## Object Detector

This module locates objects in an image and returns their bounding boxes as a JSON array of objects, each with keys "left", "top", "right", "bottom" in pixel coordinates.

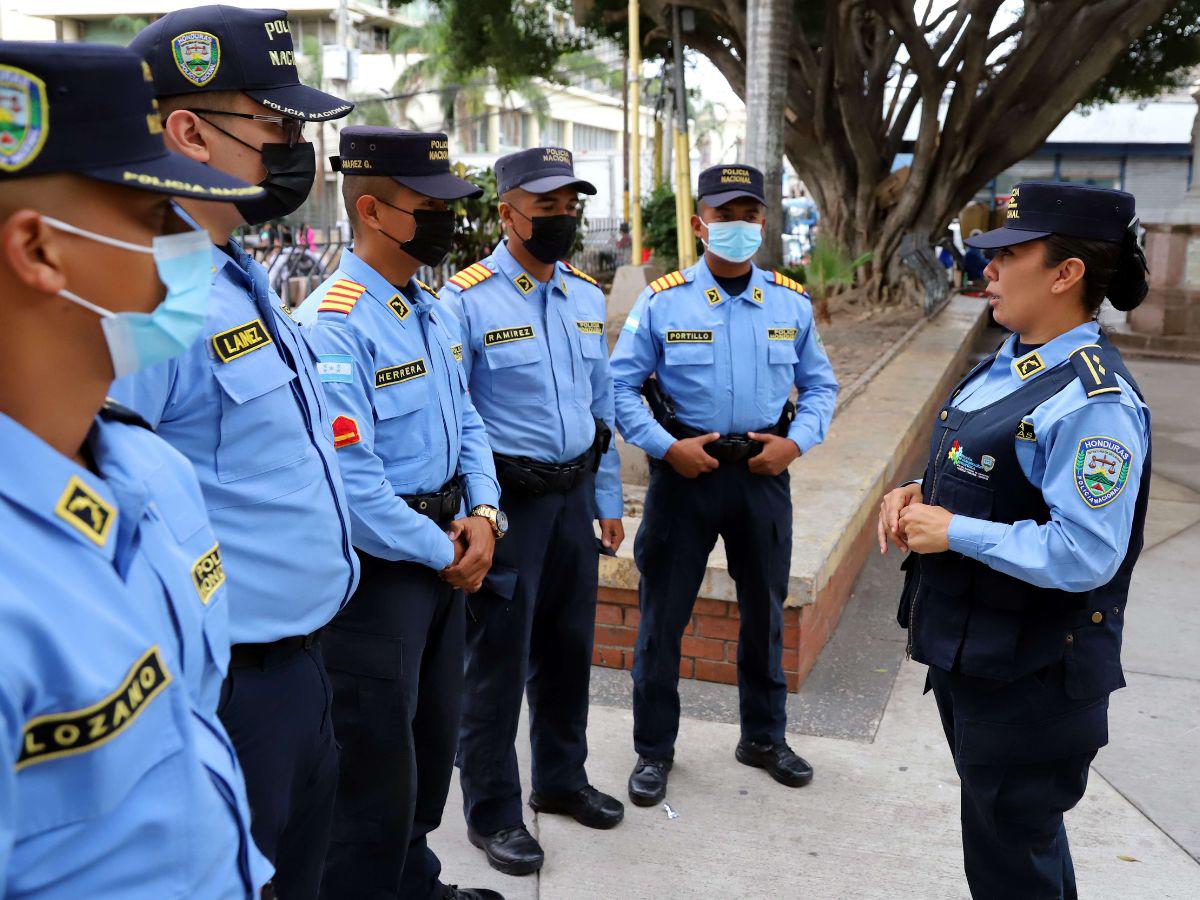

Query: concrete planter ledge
[{"left": 593, "top": 295, "right": 989, "bottom": 690}]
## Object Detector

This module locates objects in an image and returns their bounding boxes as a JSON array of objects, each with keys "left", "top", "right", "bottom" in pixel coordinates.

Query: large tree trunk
[
  {"left": 744, "top": 0, "right": 793, "bottom": 269},
  {"left": 633, "top": 0, "right": 1175, "bottom": 306}
]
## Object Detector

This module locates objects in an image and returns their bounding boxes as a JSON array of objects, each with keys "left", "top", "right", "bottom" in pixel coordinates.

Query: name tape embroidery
[
  {"left": 18, "top": 647, "right": 172, "bottom": 770},
  {"left": 212, "top": 319, "right": 272, "bottom": 363},
  {"left": 192, "top": 544, "right": 225, "bottom": 605},
  {"left": 666, "top": 330, "right": 713, "bottom": 343},
  {"left": 376, "top": 358, "right": 428, "bottom": 388},
  {"left": 484, "top": 325, "right": 536, "bottom": 346},
  {"left": 768, "top": 328, "right": 798, "bottom": 341},
  {"left": 576, "top": 321, "right": 604, "bottom": 336}
]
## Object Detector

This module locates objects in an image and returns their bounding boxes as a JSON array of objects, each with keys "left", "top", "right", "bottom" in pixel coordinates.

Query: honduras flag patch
[{"left": 317, "top": 354, "right": 354, "bottom": 383}]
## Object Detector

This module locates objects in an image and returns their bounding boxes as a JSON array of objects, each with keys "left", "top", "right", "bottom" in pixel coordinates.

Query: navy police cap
[
  {"left": 0, "top": 40, "right": 263, "bottom": 200},
  {"left": 697, "top": 163, "right": 766, "bottom": 207},
  {"left": 967, "top": 181, "right": 1137, "bottom": 250},
  {"left": 131, "top": 5, "right": 353, "bottom": 122},
  {"left": 495, "top": 146, "right": 596, "bottom": 196},
  {"left": 330, "top": 126, "right": 481, "bottom": 200}
]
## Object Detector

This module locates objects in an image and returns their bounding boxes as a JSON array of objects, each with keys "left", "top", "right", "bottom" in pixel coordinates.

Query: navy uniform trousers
[
  {"left": 927, "top": 664, "right": 1103, "bottom": 900},
  {"left": 632, "top": 461, "right": 791, "bottom": 759},
  {"left": 457, "top": 475, "right": 598, "bottom": 835},
  {"left": 219, "top": 642, "right": 339, "bottom": 900},
  {"left": 320, "top": 551, "right": 464, "bottom": 900}
]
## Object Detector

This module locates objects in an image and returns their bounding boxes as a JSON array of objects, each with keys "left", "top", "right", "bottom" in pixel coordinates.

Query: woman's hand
[
  {"left": 877, "top": 482, "right": 923, "bottom": 554},
  {"left": 898, "top": 503, "right": 954, "bottom": 554}
]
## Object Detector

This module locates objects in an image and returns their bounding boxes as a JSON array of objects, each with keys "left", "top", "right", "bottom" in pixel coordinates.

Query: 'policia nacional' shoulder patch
[
  {"left": 666, "top": 330, "right": 713, "bottom": 343},
  {"left": 191, "top": 543, "right": 225, "bottom": 605},
  {"left": 484, "top": 325, "right": 536, "bottom": 346},
  {"left": 55, "top": 475, "right": 115, "bottom": 547},
  {"left": 376, "top": 358, "right": 428, "bottom": 388},
  {"left": 17, "top": 647, "right": 171, "bottom": 770},
  {"left": 212, "top": 319, "right": 272, "bottom": 363},
  {"left": 576, "top": 321, "right": 604, "bottom": 336},
  {"left": 1074, "top": 436, "right": 1132, "bottom": 508}
]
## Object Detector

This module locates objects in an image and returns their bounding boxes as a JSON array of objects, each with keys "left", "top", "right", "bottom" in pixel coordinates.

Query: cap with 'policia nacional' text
[
  {"left": 0, "top": 40, "right": 263, "bottom": 200},
  {"left": 696, "top": 163, "right": 767, "bottom": 207},
  {"left": 966, "top": 181, "right": 1137, "bottom": 250},
  {"left": 495, "top": 146, "right": 596, "bottom": 196},
  {"left": 330, "top": 126, "right": 482, "bottom": 200},
  {"left": 131, "top": 5, "right": 353, "bottom": 121}
]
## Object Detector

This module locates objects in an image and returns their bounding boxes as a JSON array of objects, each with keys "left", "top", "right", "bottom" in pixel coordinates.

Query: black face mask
[
  {"left": 235, "top": 142, "right": 316, "bottom": 226},
  {"left": 511, "top": 208, "right": 578, "bottom": 264},
  {"left": 376, "top": 199, "right": 456, "bottom": 267}
]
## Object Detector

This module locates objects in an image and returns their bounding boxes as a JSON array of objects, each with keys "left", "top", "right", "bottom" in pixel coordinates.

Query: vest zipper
[{"left": 906, "top": 424, "right": 951, "bottom": 659}]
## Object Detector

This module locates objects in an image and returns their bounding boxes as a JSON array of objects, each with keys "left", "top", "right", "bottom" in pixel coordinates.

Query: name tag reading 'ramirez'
[{"left": 484, "top": 325, "right": 536, "bottom": 346}]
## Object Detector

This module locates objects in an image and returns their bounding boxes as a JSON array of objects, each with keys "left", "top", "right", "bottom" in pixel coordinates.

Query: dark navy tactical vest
[{"left": 897, "top": 334, "right": 1150, "bottom": 697}]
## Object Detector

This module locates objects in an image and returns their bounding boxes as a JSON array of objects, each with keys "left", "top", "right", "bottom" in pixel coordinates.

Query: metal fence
[{"left": 250, "top": 217, "right": 627, "bottom": 308}]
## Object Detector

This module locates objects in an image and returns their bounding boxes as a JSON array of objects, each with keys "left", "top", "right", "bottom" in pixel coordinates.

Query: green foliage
[
  {"left": 641, "top": 184, "right": 683, "bottom": 271},
  {"left": 776, "top": 263, "right": 808, "bottom": 285},
  {"left": 1080, "top": 1, "right": 1200, "bottom": 106},
  {"left": 804, "top": 236, "right": 871, "bottom": 302}
]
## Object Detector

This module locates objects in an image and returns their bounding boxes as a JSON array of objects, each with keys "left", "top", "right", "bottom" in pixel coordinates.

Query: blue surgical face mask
[
  {"left": 703, "top": 220, "right": 763, "bottom": 263},
  {"left": 42, "top": 212, "right": 213, "bottom": 380}
]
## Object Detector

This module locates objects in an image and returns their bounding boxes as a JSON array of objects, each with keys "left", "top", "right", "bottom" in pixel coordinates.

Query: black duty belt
[
  {"left": 230, "top": 630, "right": 322, "bottom": 669},
  {"left": 404, "top": 478, "right": 463, "bottom": 528},
  {"left": 493, "top": 417, "right": 612, "bottom": 498}
]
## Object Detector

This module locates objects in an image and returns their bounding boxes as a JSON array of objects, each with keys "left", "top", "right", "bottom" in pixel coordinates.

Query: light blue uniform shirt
[
  {"left": 109, "top": 239, "right": 359, "bottom": 645},
  {"left": 438, "top": 241, "right": 623, "bottom": 519},
  {"left": 0, "top": 410, "right": 271, "bottom": 898},
  {"left": 610, "top": 258, "right": 839, "bottom": 459},
  {"left": 296, "top": 249, "right": 500, "bottom": 571},
  {"left": 945, "top": 321, "right": 1150, "bottom": 591}
]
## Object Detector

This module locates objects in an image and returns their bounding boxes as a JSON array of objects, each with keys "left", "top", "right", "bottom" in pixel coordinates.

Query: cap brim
[
  {"left": 964, "top": 227, "right": 1051, "bottom": 250},
  {"left": 84, "top": 150, "right": 265, "bottom": 201},
  {"left": 702, "top": 188, "right": 766, "bottom": 207},
  {"left": 391, "top": 172, "right": 483, "bottom": 201},
  {"left": 518, "top": 174, "right": 597, "bottom": 196},
  {"left": 246, "top": 83, "right": 354, "bottom": 122}
]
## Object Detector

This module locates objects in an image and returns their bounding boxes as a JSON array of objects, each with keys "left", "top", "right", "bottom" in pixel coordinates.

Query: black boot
[
  {"left": 627, "top": 756, "right": 672, "bottom": 806},
  {"left": 530, "top": 785, "right": 624, "bottom": 829},
  {"left": 734, "top": 738, "right": 813, "bottom": 787},
  {"left": 466, "top": 824, "right": 544, "bottom": 876}
]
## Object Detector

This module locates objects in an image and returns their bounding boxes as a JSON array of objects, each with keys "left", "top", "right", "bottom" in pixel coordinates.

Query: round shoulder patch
[
  {"left": 1073, "top": 436, "right": 1132, "bottom": 508},
  {"left": 0, "top": 64, "right": 50, "bottom": 173}
]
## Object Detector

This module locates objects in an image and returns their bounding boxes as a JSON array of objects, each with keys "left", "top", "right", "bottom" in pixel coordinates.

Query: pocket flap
[
  {"left": 322, "top": 627, "right": 403, "bottom": 680},
  {"left": 768, "top": 341, "right": 799, "bottom": 365},
  {"left": 374, "top": 378, "right": 428, "bottom": 420},
  {"left": 484, "top": 338, "right": 540, "bottom": 370},
  {"left": 212, "top": 348, "right": 296, "bottom": 405},
  {"left": 958, "top": 697, "right": 1109, "bottom": 765},
  {"left": 937, "top": 473, "right": 994, "bottom": 519},
  {"left": 664, "top": 341, "right": 714, "bottom": 366}
]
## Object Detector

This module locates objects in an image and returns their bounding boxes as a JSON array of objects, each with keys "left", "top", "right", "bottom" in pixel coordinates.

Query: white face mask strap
[
  {"left": 41, "top": 215, "right": 154, "bottom": 255},
  {"left": 58, "top": 286, "right": 116, "bottom": 319}
]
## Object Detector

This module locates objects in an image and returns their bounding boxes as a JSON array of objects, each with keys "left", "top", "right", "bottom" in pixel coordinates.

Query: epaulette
[
  {"left": 99, "top": 398, "right": 153, "bottom": 431},
  {"left": 772, "top": 271, "right": 806, "bottom": 294},
  {"left": 648, "top": 271, "right": 686, "bottom": 294},
  {"left": 447, "top": 262, "right": 495, "bottom": 291},
  {"left": 414, "top": 278, "right": 438, "bottom": 298},
  {"left": 1070, "top": 343, "right": 1123, "bottom": 399},
  {"left": 318, "top": 278, "right": 367, "bottom": 315},
  {"left": 563, "top": 262, "right": 599, "bottom": 287}
]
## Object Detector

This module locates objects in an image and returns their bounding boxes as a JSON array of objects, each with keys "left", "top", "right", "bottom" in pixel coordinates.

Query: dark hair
[{"left": 1042, "top": 226, "right": 1149, "bottom": 315}]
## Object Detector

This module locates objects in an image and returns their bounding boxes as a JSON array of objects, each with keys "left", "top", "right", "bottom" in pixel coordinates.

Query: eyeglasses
[{"left": 187, "top": 109, "right": 307, "bottom": 147}]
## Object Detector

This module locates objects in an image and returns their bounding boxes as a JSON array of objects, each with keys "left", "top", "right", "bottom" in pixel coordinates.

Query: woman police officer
[{"left": 877, "top": 181, "right": 1151, "bottom": 899}]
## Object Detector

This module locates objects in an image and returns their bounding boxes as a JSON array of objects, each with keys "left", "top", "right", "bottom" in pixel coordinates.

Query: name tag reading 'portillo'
[{"left": 666, "top": 330, "right": 714, "bottom": 343}]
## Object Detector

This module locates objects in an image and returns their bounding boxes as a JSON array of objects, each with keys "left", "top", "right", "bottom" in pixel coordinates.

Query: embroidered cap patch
[{"left": 1074, "top": 436, "right": 1132, "bottom": 508}]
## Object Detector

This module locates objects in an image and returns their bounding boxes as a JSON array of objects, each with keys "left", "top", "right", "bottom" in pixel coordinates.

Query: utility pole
[
  {"left": 744, "top": 0, "right": 792, "bottom": 269},
  {"left": 671, "top": 5, "right": 695, "bottom": 268},
  {"left": 628, "top": 0, "right": 642, "bottom": 266}
]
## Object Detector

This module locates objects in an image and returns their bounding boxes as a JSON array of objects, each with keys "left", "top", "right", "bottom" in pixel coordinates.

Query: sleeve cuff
[
  {"left": 596, "top": 496, "right": 624, "bottom": 520},
  {"left": 643, "top": 427, "right": 676, "bottom": 460},
  {"left": 786, "top": 423, "right": 818, "bottom": 455},
  {"left": 464, "top": 476, "right": 500, "bottom": 510},
  {"left": 429, "top": 535, "right": 456, "bottom": 571},
  {"left": 947, "top": 515, "right": 1009, "bottom": 560}
]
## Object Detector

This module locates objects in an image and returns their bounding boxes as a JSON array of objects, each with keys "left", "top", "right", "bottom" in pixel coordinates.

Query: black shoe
[
  {"left": 735, "top": 738, "right": 814, "bottom": 787},
  {"left": 466, "top": 824, "right": 544, "bottom": 876},
  {"left": 530, "top": 785, "right": 625, "bottom": 829},
  {"left": 440, "top": 885, "right": 505, "bottom": 900},
  {"left": 627, "top": 756, "right": 672, "bottom": 807}
]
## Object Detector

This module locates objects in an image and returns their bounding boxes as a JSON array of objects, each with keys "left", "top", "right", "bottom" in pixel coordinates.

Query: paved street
[{"left": 431, "top": 355, "right": 1200, "bottom": 898}]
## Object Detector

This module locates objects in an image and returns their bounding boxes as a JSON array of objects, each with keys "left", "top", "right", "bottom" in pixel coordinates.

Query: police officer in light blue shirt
[
  {"left": 297, "top": 127, "right": 502, "bottom": 900},
  {"left": 879, "top": 181, "right": 1152, "bottom": 898},
  {"left": 0, "top": 40, "right": 269, "bottom": 897},
  {"left": 610, "top": 163, "right": 839, "bottom": 807},
  {"left": 440, "top": 147, "right": 625, "bottom": 877},
  {"left": 107, "top": 8, "right": 357, "bottom": 898}
]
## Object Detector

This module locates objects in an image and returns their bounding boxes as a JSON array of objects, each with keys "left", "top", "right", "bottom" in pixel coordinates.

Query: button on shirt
[
  {"left": 610, "top": 258, "right": 839, "bottom": 458},
  {"left": 108, "top": 239, "right": 359, "bottom": 645},
  {"left": 439, "top": 241, "right": 622, "bottom": 519},
  {"left": 945, "top": 321, "right": 1150, "bottom": 591},
  {"left": 298, "top": 249, "right": 500, "bottom": 571},
  {"left": 0, "top": 411, "right": 270, "bottom": 898}
]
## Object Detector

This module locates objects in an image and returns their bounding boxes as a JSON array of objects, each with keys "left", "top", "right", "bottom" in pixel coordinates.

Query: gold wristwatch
[{"left": 470, "top": 504, "right": 508, "bottom": 539}]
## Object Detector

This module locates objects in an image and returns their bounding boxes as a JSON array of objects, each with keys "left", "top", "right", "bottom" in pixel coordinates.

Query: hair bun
[{"left": 1108, "top": 222, "right": 1149, "bottom": 312}]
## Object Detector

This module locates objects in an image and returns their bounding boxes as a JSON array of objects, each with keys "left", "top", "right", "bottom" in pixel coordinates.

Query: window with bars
[{"left": 574, "top": 124, "right": 617, "bottom": 151}]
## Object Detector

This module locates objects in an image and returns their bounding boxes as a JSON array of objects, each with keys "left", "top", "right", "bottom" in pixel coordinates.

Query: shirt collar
[
  {"left": 0, "top": 412, "right": 140, "bottom": 561},
  {"left": 999, "top": 320, "right": 1101, "bottom": 383},
  {"left": 691, "top": 256, "right": 767, "bottom": 309},
  {"left": 492, "top": 240, "right": 561, "bottom": 299},
  {"left": 338, "top": 248, "right": 432, "bottom": 324}
]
